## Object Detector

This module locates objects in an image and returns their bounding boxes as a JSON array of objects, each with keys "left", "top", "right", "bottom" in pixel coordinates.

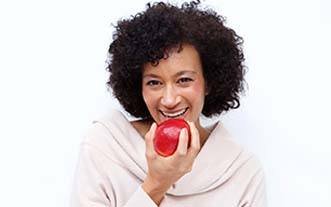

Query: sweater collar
[{"left": 96, "top": 109, "right": 243, "bottom": 196}]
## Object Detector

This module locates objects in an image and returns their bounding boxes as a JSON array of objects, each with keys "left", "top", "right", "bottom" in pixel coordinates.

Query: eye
[
  {"left": 178, "top": 77, "right": 193, "bottom": 83},
  {"left": 146, "top": 80, "right": 161, "bottom": 86}
]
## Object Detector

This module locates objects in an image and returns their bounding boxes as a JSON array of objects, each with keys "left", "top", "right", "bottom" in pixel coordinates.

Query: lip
[
  {"left": 160, "top": 108, "right": 187, "bottom": 114},
  {"left": 159, "top": 107, "right": 189, "bottom": 120}
]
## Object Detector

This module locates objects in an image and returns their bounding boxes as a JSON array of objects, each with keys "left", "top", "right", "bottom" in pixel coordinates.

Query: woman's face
[{"left": 142, "top": 44, "right": 207, "bottom": 125}]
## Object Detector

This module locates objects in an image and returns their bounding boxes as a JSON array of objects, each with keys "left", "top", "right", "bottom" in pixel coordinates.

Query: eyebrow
[{"left": 143, "top": 70, "right": 197, "bottom": 78}]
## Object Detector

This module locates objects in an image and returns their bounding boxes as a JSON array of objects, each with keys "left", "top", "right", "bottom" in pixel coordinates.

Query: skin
[{"left": 133, "top": 44, "right": 211, "bottom": 205}]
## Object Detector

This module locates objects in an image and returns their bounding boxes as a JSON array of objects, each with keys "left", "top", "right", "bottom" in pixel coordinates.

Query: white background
[{"left": 0, "top": 0, "right": 330, "bottom": 206}]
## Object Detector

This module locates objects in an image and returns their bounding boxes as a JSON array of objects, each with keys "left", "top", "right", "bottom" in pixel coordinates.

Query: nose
[{"left": 160, "top": 85, "right": 180, "bottom": 108}]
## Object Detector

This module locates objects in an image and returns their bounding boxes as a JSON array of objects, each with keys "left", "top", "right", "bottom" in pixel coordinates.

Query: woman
[{"left": 71, "top": 1, "right": 267, "bottom": 206}]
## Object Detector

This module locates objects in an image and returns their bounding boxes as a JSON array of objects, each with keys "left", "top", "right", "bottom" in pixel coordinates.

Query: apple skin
[{"left": 154, "top": 119, "right": 191, "bottom": 157}]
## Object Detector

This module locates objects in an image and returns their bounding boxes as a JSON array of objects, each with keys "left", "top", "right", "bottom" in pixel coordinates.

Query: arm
[
  {"left": 71, "top": 121, "right": 201, "bottom": 207},
  {"left": 70, "top": 121, "right": 159, "bottom": 207},
  {"left": 70, "top": 144, "right": 112, "bottom": 207},
  {"left": 238, "top": 168, "right": 268, "bottom": 207},
  {"left": 71, "top": 143, "right": 160, "bottom": 207},
  {"left": 140, "top": 122, "right": 201, "bottom": 206}
]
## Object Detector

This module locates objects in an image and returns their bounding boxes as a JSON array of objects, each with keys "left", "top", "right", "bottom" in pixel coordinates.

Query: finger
[
  {"left": 145, "top": 122, "right": 157, "bottom": 159},
  {"left": 174, "top": 128, "right": 189, "bottom": 156},
  {"left": 187, "top": 121, "right": 201, "bottom": 157}
]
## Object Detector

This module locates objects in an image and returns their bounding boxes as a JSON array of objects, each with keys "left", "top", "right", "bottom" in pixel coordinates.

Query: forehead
[{"left": 142, "top": 44, "right": 203, "bottom": 76}]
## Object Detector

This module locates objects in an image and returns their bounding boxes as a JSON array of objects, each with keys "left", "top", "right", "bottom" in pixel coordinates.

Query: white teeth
[{"left": 161, "top": 108, "right": 188, "bottom": 118}]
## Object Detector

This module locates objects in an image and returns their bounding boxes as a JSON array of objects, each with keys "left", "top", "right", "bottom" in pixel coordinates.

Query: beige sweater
[{"left": 71, "top": 109, "right": 267, "bottom": 207}]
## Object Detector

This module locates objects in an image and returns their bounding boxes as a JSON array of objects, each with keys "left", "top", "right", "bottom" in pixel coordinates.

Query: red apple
[{"left": 154, "top": 119, "right": 191, "bottom": 157}]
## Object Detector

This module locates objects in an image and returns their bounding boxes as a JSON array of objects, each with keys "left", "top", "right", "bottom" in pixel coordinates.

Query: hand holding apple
[{"left": 142, "top": 120, "right": 201, "bottom": 204}]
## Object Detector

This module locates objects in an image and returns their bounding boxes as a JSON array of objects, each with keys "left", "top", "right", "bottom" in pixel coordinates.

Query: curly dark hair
[{"left": 106, "top": 0, "right": 246, "bottom": 119}]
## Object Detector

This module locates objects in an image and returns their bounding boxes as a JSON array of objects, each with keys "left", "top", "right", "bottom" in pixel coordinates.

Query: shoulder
[
  {"left": 231, "top": 144, "right": 265, "bottom": 189},
  {"left": 240, "top": 151, "right": 265, "bottom": 176},
  {"left": 130, "top": 119, "right": 152, "bottom": 138},
  {"left": 212, "top": 122, "right": 265, "bottom": 176},
  {"left": 81, "top": 109, "right": 130, "bottom": 147}
]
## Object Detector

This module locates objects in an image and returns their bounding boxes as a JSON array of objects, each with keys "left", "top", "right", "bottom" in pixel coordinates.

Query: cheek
[
  {"left": 192, "top": 85, "right": 203, "bottom": 95},
  {"left": 142, "top": 88, "right": 149, "bottom": 105},
  {"left": 189, "top": 80, "right": 206, "bottom": 110},
  {"left": 191, "top": 79, "right": 206, "bottom": 96},
  {"left": 142, "top": 89, "right": 156, "bottom": 108}
]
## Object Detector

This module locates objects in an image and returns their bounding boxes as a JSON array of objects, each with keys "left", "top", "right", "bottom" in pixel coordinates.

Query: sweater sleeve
[{"left": 123, "top": 185, "right": 158, "bottom": 207}]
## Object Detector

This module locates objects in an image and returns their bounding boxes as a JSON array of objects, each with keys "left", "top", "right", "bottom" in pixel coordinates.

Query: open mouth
[{"left": 159, "top": 107, "right": 189, "bottom": 119}]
